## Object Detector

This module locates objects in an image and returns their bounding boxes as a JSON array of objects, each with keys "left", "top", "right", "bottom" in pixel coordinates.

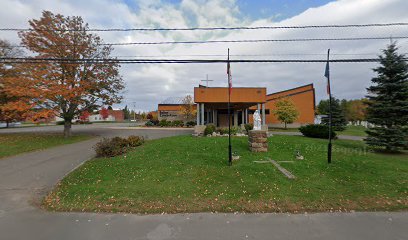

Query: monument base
[
  {"left": 248, "top": 130, "right": 268, "bottom": 152},
  {"left": 194, "top": 125, "right": 206, "bottom": 136}
]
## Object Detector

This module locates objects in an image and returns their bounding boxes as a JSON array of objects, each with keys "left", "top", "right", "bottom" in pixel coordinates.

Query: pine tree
[
  {"left": 317, "top": 97, "right": 347, "bottom": 131},
  {"left": 365, "top": 43, "right": 408, "bottom": 152}
]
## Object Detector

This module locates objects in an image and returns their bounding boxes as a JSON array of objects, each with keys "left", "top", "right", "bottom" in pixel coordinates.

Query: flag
[
  {"left": 227, "top": 61, "right": 232, "bottom": 94},
  {"left": 324, "top": 60, "right": 330, "bottom": 95}
]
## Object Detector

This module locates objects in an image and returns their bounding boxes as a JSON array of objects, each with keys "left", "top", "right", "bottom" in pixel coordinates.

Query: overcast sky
[{"left": 1, "top": 0, "right": 408, "bottom": 111}]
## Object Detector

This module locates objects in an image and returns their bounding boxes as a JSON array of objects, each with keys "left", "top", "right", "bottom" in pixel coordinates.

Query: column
[
  {"left": 214, "top": 110, "right": 217, "bottom": 126},
  {"left": 196, "top": 103, "right": 200, "bottom": 125},
  {"left": 257, "top": 103, "right": 260, "bottom": 113},
  {"left": 234, "top": 110, "right": 238, "bottom": 127},
  {"left": 262, "top": 103, "right": 266, "bottom": 125},
  {"left": 200, "top": 103, "right": 205, "bottom": 125},
  {"left": 245, "top": 108, "right": 248, "bottom": 124},
  {"left": 241, "top": 109, "right": 245, "bottom": 125}
]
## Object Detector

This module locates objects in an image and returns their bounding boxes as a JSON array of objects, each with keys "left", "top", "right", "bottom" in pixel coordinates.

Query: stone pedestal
[
  {"left": 248, "top": 130, "right": 268, "bottom": 152},
  {"left": 194, "top": 125, "right": 206, "bottom": 136}
]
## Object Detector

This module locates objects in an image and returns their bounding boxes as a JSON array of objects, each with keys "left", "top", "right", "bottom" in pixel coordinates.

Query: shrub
[
  {"left": 299, "top": 124, "right": 337, "bottom": 139},
  {"left": 186, "top": 121, "right": 196, "bottom": 127},
  {"left": 204, "top": 124, "right": 216, "bottom": 135},
  {"left": 244, "top": 123, "right": 253, "bottom": 133},
  {"left": 94, "top": 137, "right": 127, "bottom": 158},
  {"left": 127, "top": 135, "right": 144, "bottom": 147},
  {"left": 145, "top": 121, "right": 154, "bottom": 126},
  {"left": 159, "top": 119, "right": 170, "bottom": 127},
  {"left": 172, "top": 120, "right": 184, "bottom": 127},
  {"left": 94, "top": 136, "right": 145, "bottom": 158}
]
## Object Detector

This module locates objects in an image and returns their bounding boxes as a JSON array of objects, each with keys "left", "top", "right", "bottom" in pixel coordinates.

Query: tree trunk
[
  {"left": 284, "top": 122, "right": 287, "bottom": 129},
  {"left": 63, "top": 119, "right": 72, "bottom": 138},
  {"left": 6, "top": 121, "right": 9, "bottom": 128}
]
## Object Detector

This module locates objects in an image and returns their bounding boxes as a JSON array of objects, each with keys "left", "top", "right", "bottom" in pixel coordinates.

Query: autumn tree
[
  {"left": 14, "top": 11, "right": 124, "bottom": 136},
  {"left": 79, "top": 111, "right": 90, "bottom": 121},
  {"left": 273, "top": 98, "right": 299, "bottom": 129},
  {"left": 179, "top": 95, "right": 196, "bottom": 121},
  {"left": 0, "top": 39, "right": 29, "bottom": 127},
  {"left": 100, "top": 107, "right": 109, "bottom": 120}
]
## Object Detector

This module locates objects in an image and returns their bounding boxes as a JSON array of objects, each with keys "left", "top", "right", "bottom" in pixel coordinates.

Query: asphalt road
[{"left": 0, "top": 124, "right": 406, "bottom": 240}]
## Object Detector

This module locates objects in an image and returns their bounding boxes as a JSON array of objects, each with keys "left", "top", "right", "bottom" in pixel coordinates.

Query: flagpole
[
  {"left": 227, "top": 48, "right": 232, "bottom": 166},
  {"left": 326, "top": 49, "right": 333, "bottom": 164}
]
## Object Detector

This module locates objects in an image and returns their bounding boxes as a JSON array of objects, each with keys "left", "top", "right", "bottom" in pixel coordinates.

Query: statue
[{"left": 253, "top": 110, "right": 261, "bottom": 130}]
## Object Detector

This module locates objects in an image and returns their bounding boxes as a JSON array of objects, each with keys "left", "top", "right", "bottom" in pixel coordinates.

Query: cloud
[{"left": 1, "top": 0, "right": 408, "bottom": 111}]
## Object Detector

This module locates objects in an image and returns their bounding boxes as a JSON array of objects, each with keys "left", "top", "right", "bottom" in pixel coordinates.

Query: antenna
[{"left": 200, "top": 74, "right": 214, "bottom": 87}]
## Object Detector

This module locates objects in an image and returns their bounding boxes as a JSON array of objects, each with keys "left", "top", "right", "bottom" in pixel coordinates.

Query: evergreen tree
[
  {"left": 317, "top": 97, "right": 347, "bottom": 131},
  {"left": 123, "top": 105, "right": 130, "bottom": 120},
  {"left": 365, "top": 43, "right": 408, "bottom": 152}
]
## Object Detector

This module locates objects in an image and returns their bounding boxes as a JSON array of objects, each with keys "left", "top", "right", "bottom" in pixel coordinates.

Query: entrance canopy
[{"left": 194, "top": 87, "right": 267, "bottom": 127}]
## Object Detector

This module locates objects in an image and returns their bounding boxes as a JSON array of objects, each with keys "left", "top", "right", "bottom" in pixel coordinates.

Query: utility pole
[
  {"left": 200, "top": 74, "right": 214, "bottom": 87},
  {"left": 325, "top": 49, "right": 333, "bottom": 164},
  {"left": 133, "top": 102, "right": 136, "bottom": 122}
]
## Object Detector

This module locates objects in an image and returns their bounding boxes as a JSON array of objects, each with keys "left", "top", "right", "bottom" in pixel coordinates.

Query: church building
[{"left": 158, "top": 84, "right": 315, "bottom": 129}]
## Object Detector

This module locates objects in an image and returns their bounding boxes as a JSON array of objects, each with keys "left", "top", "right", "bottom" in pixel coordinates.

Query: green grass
[
  {"left": 44, "top": 135, "right": 407, "bottom": 214},
  {"left": 269, "top": 127, "right": 299, "bottom": 132},
  {"left": 338, "top": 125, "right": 368, "bottom": 137},
  {"left": 0, "top": 133, "right": 92, "bottom": 158}
]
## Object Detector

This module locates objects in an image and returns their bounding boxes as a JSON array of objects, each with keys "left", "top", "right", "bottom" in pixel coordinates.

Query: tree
[
  {"left": 123, "top": 105, "right": 130, "bottom": 120},
  {"left": 365, "top": 43, "right": 408, "bottom": 152},
  {"left": 317, "top": 97, "right": 347, "bottom": 131},
  {"left": 273, "top": 98, "right": 299, "bottom": 129},
  {"left": 12, "top": 11, "right": 124, "bottom": 137},
  {"left": 100, "top": 107, "right": 109, "bottom": 120},
  {"left": 179, "top": 95, "right": 196, "bottom": 121},
  {"left": 0, "top": 39, "right": 28, "bottom": 127},
  {"left": 79, "top": 111, "right": 90, "bottom": 121}
]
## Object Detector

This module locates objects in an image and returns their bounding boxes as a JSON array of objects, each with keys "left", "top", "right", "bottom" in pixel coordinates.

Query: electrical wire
[
  {"left": 4, "top": 36, "right": 408, "bottom": 48},
  {"left": 1, "top": 22, "right": 407, "bottom": 32}
]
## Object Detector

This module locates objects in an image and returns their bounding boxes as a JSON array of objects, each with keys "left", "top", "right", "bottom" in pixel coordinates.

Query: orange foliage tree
[
  {"left": 0, "top": 39, "right": 36, "bottom": 127},
  {"left": 10, "top": 11, "right": 124, "bottom": 136}
]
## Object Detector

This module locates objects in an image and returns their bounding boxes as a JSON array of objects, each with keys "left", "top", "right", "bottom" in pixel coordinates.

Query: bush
[
  {"left": 127, "top": 135, "right": 144, "bottom": 147},
  {"left": 145, "top": 121, "right": 154, "bottom": 126},
  {"left": 172, "top": 120, "right": 184, "bottom": 127},
  {"left": 94, "top": 137, "right": 127, "bottom": 158},
  {"left": 299, "top": 124, "right": 337, "bottom": 139},
  {"left": 186, "top": 121, "right": 196, "bottom": 127},
  {"left": 204, "top": 124, "right": 216, "bottom": 135},
  {"left": 159, "top": 119, "right": 170, "bottom": 127},
  {"left": 244, "top": 123, "right": 253, "bottom": 133},
  {"left": 94, "top": 136, "right": 145, "bottom": 158}
]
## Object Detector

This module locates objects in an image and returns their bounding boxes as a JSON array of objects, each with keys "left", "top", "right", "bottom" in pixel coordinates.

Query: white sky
[{"left": 1, "top": 0, "right": 408, "bottom": 111}]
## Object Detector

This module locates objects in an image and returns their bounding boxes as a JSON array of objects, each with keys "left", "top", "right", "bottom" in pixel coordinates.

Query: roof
[{"left": 159, "top": 97, "right": 185, "bottom": 105}]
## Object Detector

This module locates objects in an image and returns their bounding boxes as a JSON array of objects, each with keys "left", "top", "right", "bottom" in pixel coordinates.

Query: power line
[
  {"left": 4, "top": 36, "right": 408, "bottom": 48},
  {"left": 1, "top": 22, "right": 407, "bottom": 32},
  {"left": 2, "top": 57, "right": 406, "bottom": 64}
]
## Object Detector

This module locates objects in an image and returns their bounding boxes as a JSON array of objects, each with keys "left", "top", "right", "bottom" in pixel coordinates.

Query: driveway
[{"left": 0, "top": 125, "right": 406, "bottom": 240}]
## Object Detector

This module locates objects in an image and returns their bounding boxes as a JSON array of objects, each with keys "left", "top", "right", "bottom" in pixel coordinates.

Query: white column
[
  {"left": 257, "top": 103, "right": 260, "bottom": 113},
  {"left": 196, "top": 103, "right": 200, "bottom": 125},
  {"left": 201, "top": 103, "right": 205, "bottom": 125},
  {"left": 241, "top": 109, "right": 245, "bottom": 125},
  {"left": 262, "top": 103, "right": 266, "bottom": 125}
]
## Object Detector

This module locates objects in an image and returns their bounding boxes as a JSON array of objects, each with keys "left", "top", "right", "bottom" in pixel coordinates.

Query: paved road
[{"left": 0, "top": 125, "right": 406, "bottom": 240}]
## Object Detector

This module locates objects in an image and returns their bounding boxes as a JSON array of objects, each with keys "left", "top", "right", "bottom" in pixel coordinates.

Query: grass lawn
[
  {"left": 269, "top": 127, "right": 299, "bottom": 132},
  {"left": 338, "top": 125, "right": 368, "bottom": 137},
  {"left": 0, "top": 133, "right": 92, "bottom": 158},
  {"left": 44, "top": 135, "right": 407, "bottom": 214}
]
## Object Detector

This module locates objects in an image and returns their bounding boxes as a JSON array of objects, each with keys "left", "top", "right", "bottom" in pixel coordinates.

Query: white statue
[{"left": 253, "top": 110, "right": 261, "bottom": 130}]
